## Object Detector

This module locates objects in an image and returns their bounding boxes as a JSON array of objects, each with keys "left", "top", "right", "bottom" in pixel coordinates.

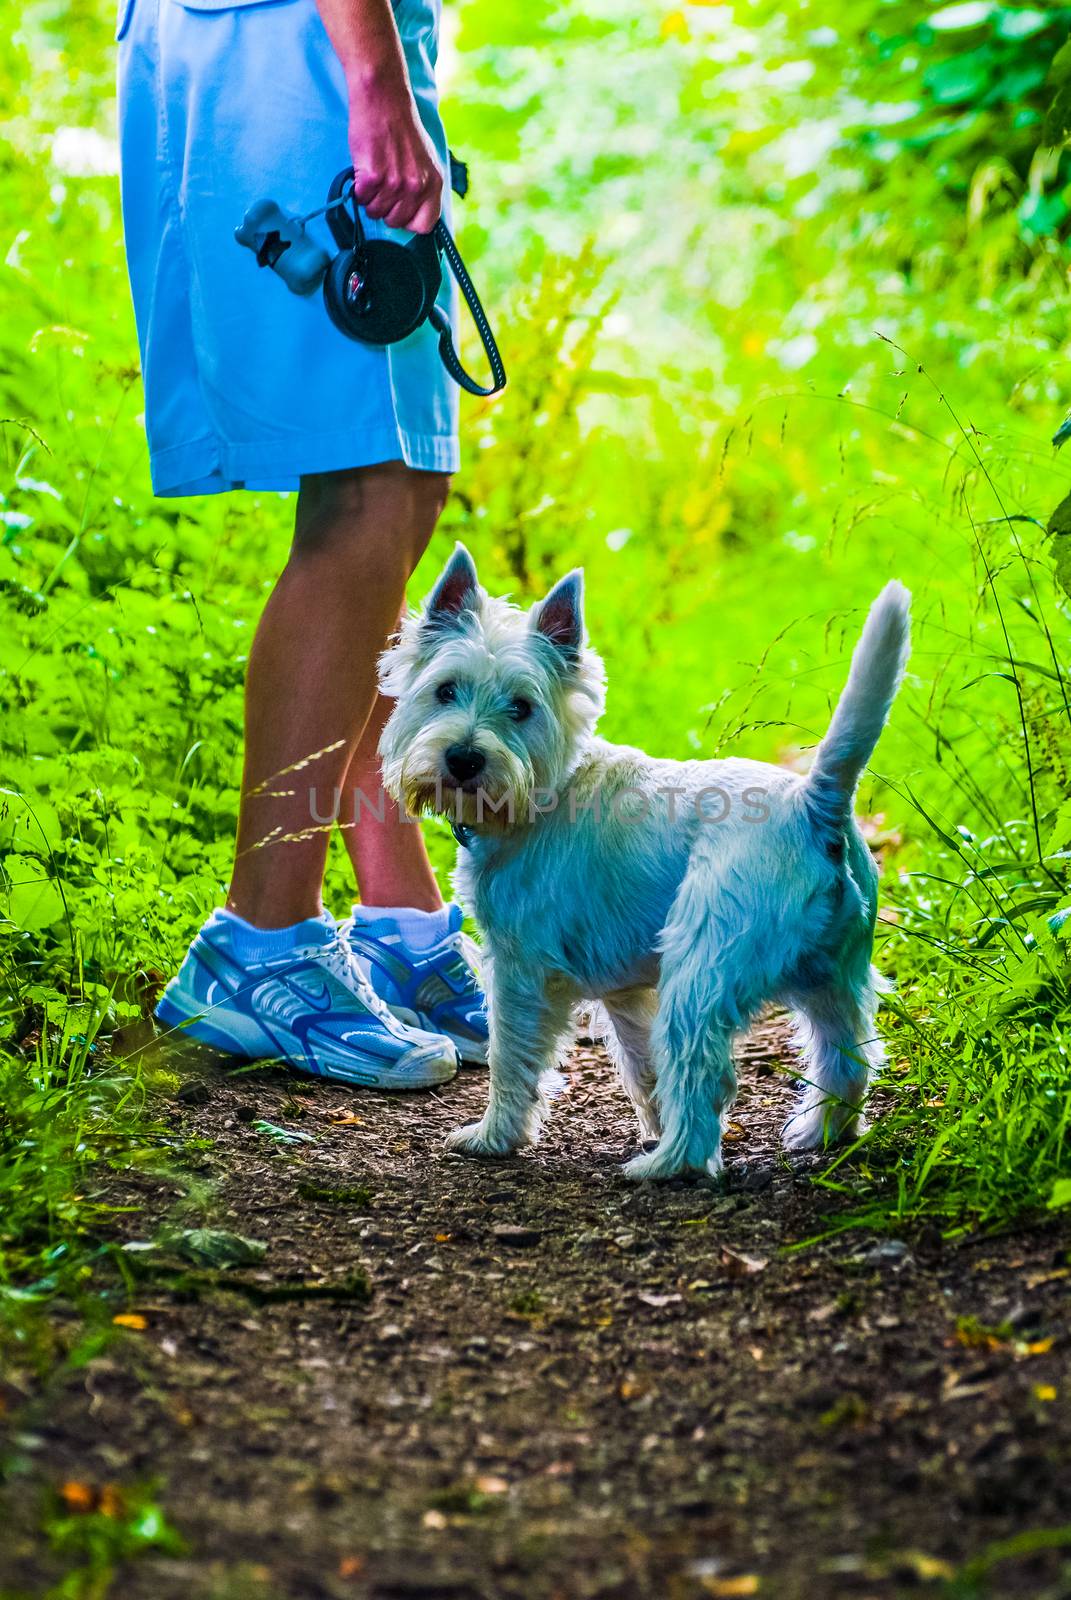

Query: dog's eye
[
  {"left": 509, "top": 696, "right": 533, "bottom": 723},
  {"left": 435, "top": 682, "right": 458, "bottom": 705}
]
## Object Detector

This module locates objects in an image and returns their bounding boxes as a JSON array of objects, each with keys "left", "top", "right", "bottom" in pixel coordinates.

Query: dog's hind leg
[
  {"left": 446, "top": 971, "right": 575, "bottom": 1158},
  {"left": 623, "top": 1003, "right": 737, "bottom": 1182},
  {"left": 782, "top": 969, "right": 885, "bottom": 1150},
  {"left": 603, "top": 987, "right": 660, "bottom": 1144}
]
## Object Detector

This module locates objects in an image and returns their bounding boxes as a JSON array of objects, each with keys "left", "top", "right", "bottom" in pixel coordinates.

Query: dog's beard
[{"left": 390, "top": 739, "right": 537, "bottom": 828}]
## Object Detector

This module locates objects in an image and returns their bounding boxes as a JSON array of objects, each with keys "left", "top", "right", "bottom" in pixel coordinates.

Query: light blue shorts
[{"left": 116, "top": 0, "right": 459, "bottom": 496}]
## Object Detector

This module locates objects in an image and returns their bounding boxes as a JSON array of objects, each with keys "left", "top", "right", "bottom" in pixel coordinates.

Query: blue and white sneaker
[
  {"left": 343, "top": 903, "right": 489, "bottom": 1066},
  {"left": 155, "top": 910, "right": 458, "bottom": 1089}
]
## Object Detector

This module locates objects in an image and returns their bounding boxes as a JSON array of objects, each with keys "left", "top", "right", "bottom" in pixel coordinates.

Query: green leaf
[
  {"left": 1048, "top": 36, "right": 1071, "bottom": 82},
  {"left": 1, "top": 852, "right": 65, "bottom": 932},
  {"left": 168, "top": 1228, "right": 269, "bottom": 1267},
  {"left": 927, "top": 2, "right": 995, "bottom": 30},
  {"left": 924, "top": 52, "right": 993, "bottom": 105},
  {"left": 1018, "top": 188, "right": 1069, "bottom": 236},
  {"left": 994, "top": 7, "right": 1052, "bottom": 41},
  {"left": 1042, "top": 81, "right": 1071, "bottom": 144},
  {"left": 1045, "top": 799, "right": 1071, "bottom": 854},
  {"left": 1047, "top": 1178, "right": 1071, "bottom": 1209},
  {"left": 1046, "top": 490, "right": 1071, "bottom": 596}
]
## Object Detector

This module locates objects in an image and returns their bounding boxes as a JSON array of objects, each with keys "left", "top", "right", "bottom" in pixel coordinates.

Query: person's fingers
[
  {"left": 382, "top": 168, "right": 442, "bottom": 231},
  {"left": 363, "top": 175, "right": 406, "bottom": 221},
  {"left": 406, "top": 191, "right": 442, "bottom": 235},
  {"left": 382, "top": 179, "right": 426, "bottom": 230},
  {"left": 389, "top": 164, "right": 443, "bottom": 232},
  {"left": 349, "top": 166, "right": 382, "bottom": 206},
  {"left": 382, "top": 199, "right": 418, "bottom": 230}
]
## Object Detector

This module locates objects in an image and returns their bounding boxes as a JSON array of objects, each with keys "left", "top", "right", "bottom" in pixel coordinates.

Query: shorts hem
[{"left": 149, "top": 426, "right": 460, "bottom": 497}]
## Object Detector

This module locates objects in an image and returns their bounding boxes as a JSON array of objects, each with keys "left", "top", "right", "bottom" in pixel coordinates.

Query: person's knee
[{"left": 292, "top": 462, "right": 450, "bottom": 570}]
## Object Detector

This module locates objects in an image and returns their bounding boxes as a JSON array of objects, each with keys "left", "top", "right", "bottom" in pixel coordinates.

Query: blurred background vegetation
[{"left": 3, "top": 0, "right": 1071, "bottom": 1346}]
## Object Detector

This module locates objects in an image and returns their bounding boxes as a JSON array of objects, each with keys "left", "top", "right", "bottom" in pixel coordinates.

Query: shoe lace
[
  {"left": 446, "top": 927, "right": 483, "bottom": 984},
  {"left": 318, "top": 932, "right": 397, "bottom": 1023}
]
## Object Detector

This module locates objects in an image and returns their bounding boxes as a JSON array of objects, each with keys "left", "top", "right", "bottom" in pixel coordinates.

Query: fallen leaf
[
  {"left": 618, "top": 1378, "right": 650, "bottom": 1401},
  {"left": 720, "top": 1247, "right": 768, "bottom": 1278},
  {"left": 1021, "top": 1337, "right": 1055, "bottom": 1356},
  {"left": 474, "top": 1475, "right": 508, "bottom": 1495},
  {"left": 326, "top": 1112, "right": 364, "bottom": 1126},
  {"left": 698, "top": 1577, "right": 760, "bottom": 1597},
  {"left": 942, "top": 1382, "right": 992, "bottom": 1403},
  {"left": 1025, "top": 1267, "right": 1070, "bottom": 1289},
  {"left": 97, "top": 1485, "right": 124, "bottom": 1519},
  {"left": 422, "top": 1509, "right": 447, "bottom": 1530},
  {"left": 59, "top": 1482, "right": 95, "bottom": 1513},
  {"left": 637, "top": 1292, "right": 682, "bottom": 1309},
  {"left": 169, "top": 1228, "right": 268, "bottom": 1268},
  {"left": 58, "top": 1483, "right": 125, "bottom": 1517},
  {"left": 337, "top": 1556, "right": 364, "bottom": 1579},
  {"left": 891, "top": 1550, "right": 955, "bottom": 1582},
  {"left": 112, "top": 1313, "right": 147, "bottom": 1330},
  {"left": 1035, "top": 1384, "right": 1057, "bottom": 1401}
]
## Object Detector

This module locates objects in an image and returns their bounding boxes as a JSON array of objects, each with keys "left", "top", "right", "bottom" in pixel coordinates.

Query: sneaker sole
[{"left": 156, "top": 988, "right": 457, "bottom": 1090}]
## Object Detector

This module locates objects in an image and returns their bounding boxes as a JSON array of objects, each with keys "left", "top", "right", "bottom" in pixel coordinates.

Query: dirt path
[{"left": 4, "top": 1024, "right": 1071, "bottom": 1600}]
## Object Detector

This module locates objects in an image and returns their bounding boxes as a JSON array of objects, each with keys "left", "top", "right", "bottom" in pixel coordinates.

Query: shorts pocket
[{"left": 115, "top": 0, "right": 136, "bottom": 40}]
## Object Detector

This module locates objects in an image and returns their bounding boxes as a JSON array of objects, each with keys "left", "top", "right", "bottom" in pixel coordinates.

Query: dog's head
[{"left": 378, "top": 544, "right": 606, "bottom": 825}]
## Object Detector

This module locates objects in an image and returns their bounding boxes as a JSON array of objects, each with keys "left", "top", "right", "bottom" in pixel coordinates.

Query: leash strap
[{"left": 430, "top": 221, "right": 507, "bottom": 397}]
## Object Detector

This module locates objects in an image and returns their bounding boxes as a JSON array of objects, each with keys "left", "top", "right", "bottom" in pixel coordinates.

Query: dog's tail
[{"left": 803, "top": 581, "right": 911, "bottom": 832}]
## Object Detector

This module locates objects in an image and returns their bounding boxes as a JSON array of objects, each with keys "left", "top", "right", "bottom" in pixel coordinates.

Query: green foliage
[
  {"left": 0, "top": 1005, "right": 163, "bottom": 1369},
  {"left": 42, "top": 1482, "right": 186, "bottom": 1599},
  {"left": 751, "top": 0, "right": 1071, "bottom": 249}
]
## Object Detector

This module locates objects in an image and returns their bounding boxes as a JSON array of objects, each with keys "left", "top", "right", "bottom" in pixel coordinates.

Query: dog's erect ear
[
  {"left": 531, "top": 569, "right": 584, "bottom": 659},
  {"left": 425, "top": 543, "right": 480, "bottom": 626}
]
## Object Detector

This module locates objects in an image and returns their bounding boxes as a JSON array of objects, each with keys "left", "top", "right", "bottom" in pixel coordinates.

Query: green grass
[
  {"left": 0, "top": 1004, "right": 162, "bottom": 1372},
  {"left": 1, "top": 0, "right": 1070, "bottom": 1364}
]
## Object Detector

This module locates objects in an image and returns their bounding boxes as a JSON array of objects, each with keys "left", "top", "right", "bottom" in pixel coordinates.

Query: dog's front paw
[
  {"left": 782, "top": 1098, "right": 868, "bottom": 1151},
  {"left": 445, "top": 1119, "right": 520, "bottom": 1159},
  {"left": 622, "top": 1143, "right": 723, "bottom": 1183}
]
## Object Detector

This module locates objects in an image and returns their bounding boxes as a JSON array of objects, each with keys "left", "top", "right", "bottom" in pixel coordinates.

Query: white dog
[{"left": 378, "top": 546, "right": 910, "bottom": 1180}]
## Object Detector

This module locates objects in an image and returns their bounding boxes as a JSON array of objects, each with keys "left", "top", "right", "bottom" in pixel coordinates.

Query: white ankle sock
[
  {"left": 351, "top": 903, "right": 452, "bottom": 951},
  {"left": 213, "top": 907, "right": 332, "bottom": 965}
]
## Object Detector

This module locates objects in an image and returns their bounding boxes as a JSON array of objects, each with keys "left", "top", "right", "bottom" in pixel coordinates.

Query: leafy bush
[{"left": 751, "top": 0, "right": 1071, "bottom": 247}]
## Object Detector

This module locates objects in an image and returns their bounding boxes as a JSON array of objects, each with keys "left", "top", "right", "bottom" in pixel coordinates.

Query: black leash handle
[{"left": 430, "top": 220, "right": 507, "bottom": 397}]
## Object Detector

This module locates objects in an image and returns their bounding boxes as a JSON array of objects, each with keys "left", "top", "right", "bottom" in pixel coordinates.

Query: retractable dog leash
[{"left": 235, "top": 164, "right": 506, "bottom": 397}]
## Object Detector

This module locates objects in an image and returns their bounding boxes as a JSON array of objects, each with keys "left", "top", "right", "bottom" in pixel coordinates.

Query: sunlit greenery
[{"left": 2, "top": 0, "right": 1071, "bottom": 1350}]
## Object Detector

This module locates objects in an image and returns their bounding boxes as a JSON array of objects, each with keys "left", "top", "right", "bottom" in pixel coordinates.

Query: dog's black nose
[{"left": 445, "top": 745, "right": 486, "bottom": 783}]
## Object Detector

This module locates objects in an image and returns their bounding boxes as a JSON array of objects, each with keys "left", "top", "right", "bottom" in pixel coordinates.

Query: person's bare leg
[
  {"left": 340, "top": 682, "right": 443, "bottom": 911},
  {"left": 227, "top": 462, "right": 449, "bottom": 929}
]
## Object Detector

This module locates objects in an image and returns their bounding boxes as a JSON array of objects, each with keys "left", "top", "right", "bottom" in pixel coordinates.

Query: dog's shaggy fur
[{"left": 379, "top": 546, "right": 910, "bottom": 1180}]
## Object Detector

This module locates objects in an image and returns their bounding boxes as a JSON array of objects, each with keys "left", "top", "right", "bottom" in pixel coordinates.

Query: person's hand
[{"left": 347, "top": 70, "right": 443, "bottom": 234}]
